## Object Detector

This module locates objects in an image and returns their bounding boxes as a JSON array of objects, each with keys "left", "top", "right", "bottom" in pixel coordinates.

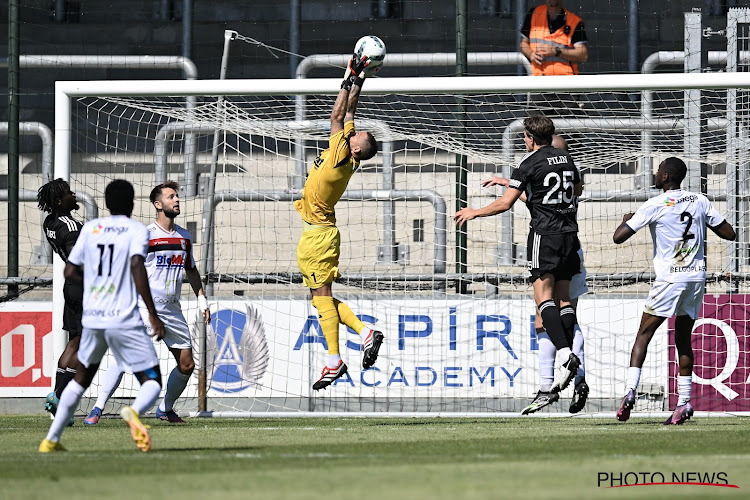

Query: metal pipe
[
  {"left": 0, "top": 55, "right": 200, "bottom": 194},
  {"left": 628, "top": 0, "right": 639, "bottom": 73},
  {"left": 182, "top": 0, "right": 192, "bottom": 62},
  {"left": 289, "top": 0, "right": 300, "bottom": 79},
  {"left": 0, "top": 55, "right": 198, "bottom": 78},
  {"left": 0, "top": 189, "right": 98, "bottom": 219},
  {"left": 8, "top": 0, "right": 20, "bottom": 295},
  {"left": 202, "top": 189, "right": 447, "bottom": 288},
  {"left": 0, "top": 122, "right": 53, "bottom": 262},
  {"left": 295, "top": 52, "right": 533, "bottom": 79},
  {"left": 640, "top": 50, "right": 750, "bottom": 189}
]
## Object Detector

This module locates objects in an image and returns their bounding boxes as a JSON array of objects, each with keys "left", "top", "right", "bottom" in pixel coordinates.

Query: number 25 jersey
[
  {"left": 509, "top": 145, "right": 580, "bottom": 234},
  {"left": 625, "top": 189, "right": 725, "bottom": 283}
]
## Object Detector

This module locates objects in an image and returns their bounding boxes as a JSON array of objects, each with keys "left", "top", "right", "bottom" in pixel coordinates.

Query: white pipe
[
  {"left": 52, "top": 85, "right": 71, "bottom": 394},
  {"left": 295, "top": 52, "right": 532, "bottom": 79},
  {"left": 56, "top": 72, "right": 750, "bottom": 98},
  {"left": 0, "top": 54, "right": 198, "bottom": 79}
]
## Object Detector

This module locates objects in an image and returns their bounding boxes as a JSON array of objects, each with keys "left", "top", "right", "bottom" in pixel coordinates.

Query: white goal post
[{"left": 53, "top": 72, "right": 750, "bottom": 416}]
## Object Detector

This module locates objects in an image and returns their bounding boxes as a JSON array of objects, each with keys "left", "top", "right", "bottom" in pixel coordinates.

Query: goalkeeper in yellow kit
[{"left": 294, "top": 51, "right": 384, "bottom": 390}]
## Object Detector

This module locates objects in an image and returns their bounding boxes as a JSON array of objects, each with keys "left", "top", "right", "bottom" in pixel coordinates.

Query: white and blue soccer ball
[{"left": 354, "top": 35, "right": 386, "bottom": 75}]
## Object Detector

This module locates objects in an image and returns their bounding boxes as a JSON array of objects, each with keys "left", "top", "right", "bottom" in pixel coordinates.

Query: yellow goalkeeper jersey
[{"left": 294, "top": 121, "right": 360, "bottom": 226}]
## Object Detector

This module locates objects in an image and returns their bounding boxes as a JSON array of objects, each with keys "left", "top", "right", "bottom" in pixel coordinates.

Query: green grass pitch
[{"left": 1, "top": 415, "right": 749, "bottom": 499}]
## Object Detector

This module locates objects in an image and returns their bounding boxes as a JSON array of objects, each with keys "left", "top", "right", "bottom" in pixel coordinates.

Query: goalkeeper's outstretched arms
[{"left": 331, "top": 52, "right": 369, "bottom": 136}]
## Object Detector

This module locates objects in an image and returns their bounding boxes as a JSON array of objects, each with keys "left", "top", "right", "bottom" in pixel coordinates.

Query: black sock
[
  {"left": 539, "top": 299, "right": 570, "bottom": 350},
  {"left": 56, "top": 368, "right": 76, "bottom": 399},
  {"left": 54, "top": 368, "right": 66, "bottom": 397},
  {"left": 560, "top": 305, "right": 577, "bottom": 346}
]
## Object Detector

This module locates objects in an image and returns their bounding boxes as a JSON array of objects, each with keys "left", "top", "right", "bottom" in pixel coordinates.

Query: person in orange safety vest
[{"left": 520, "top": 0, "right": 588, "bottom": 76}]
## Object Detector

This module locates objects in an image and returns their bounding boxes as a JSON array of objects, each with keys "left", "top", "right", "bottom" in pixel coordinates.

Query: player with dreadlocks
[{"left": 37, "top": 178, "right": 84, "bottom": 426}]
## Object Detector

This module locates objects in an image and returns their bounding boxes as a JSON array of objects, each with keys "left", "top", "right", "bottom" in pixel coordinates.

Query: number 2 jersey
[
  {"left": 509, "top": 145, "right": 581, "bottom": 234},
  {"left": 136, "top": 222, "right": 196, "bottom": 313},
  {"left": 67, "top": 215, "right": 150, "bottom": 329},
  {"left": 625, "top": 189, "right": 726, "bottom": 283}
]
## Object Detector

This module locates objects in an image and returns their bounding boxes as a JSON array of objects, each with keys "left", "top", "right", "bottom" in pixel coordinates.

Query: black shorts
[
  {"left": 526, "top": 230, "right": 581, "bottom": 282},
  {"left": 63, "top": 281, "right": 83, "bottom": 338}
]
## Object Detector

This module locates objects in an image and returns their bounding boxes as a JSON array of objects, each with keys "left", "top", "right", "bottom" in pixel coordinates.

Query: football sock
[
  {"left": 53, "top": 368, "right": 66, "bottom": 398},
  {"left": 95, "top": 366, "right": 125, "bottom": 411},
  {"left": 159, "top": 368, "right": 191, "bottom": 412},
  {"left": 131, "top": 379, "right": 161, "bottom": 416},
  {"left": 538, "top": 300, "right": 569, "bottom": 350},
  {"left": 572, "top": 324, "right": 585, "bottom": 383},
  {"left": 677, "top": 375, "right": 692, "bottom": 406},
  {"left": 559, "top": 305, "right": 577, "bottom": 346},
  {"left": 46, "top": 380, "right": 85, "bottom": 442},
  {"left": 327, "top": 354, "right": 342, "bottom": 368},
  {"left": 333, "top": 298, "right": 367, "bottom": 334},
  {"left": 311, "top": 296, "right": 340, "bottom": 356},
  {"left": 536, "top": 328, "right": 556, "bottom": 392},
  {"left": 56, "top": 369, "right": 76, "bottom": 399},
  {"left": 625, "top": 366, "right": 641, "bottom": 392}
]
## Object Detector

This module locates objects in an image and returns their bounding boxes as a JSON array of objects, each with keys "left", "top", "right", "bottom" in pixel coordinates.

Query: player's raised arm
[
  {"left": 131, "top": 254, "right": 165, "bottom": 340},
  {"left": 709, "top": 220, "right": 736, "bottom": 241},
  {"left": 613, "top": 213, "right": 636, "bottom": 244}
]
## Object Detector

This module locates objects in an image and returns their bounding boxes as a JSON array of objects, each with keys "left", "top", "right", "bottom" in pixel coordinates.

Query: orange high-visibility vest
[{"left": 529, "top": 5, "right": 581, "bottom": 76}]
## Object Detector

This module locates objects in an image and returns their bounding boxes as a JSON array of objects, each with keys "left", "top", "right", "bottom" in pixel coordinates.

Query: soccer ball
[{"left": 354, "top": 35, "right": 386, "bottom": 75}]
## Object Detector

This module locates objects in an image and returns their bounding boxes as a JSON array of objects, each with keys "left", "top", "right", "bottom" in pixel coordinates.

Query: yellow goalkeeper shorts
[{"left": 297, "top": 221, "right": 341, "bottom": 289}]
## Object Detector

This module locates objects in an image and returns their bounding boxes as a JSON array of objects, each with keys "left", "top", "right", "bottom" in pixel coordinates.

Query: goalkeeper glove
[{"left": 341, "top": 52, "right": 367, "bottom": 90}]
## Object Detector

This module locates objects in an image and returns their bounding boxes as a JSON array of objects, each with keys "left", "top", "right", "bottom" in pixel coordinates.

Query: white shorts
[
  {"left": 78, "top": 326, "right": 159, "bottom": 374},
  {"left": 139, "top": 306, "right": 192, "bottom": 350},
  {"left": 644, "top": 281, "right": 704, "bottom": 319}
]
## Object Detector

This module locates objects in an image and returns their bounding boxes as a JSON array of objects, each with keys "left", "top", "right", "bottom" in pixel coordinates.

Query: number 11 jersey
[
  {"left": 509, "top": 145, "right": 581, "bottom": 234},
  {"left": 67, "top": 215, "right": 150, "bottom": 329}
]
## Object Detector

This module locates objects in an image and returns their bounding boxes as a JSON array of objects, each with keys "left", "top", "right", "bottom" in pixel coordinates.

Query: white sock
[
  {"left": 327, "top": 353, "right": 342, "bottom": 368},
  {"left": 94, "top": 365, "right": 124, "bottom": 411},
  {"left": 131, "top": 379, "right": 161, "bottom": 416},
  {"left": 572, "top": 324, "right": 585, "bottom": 383},
  {"left": 46, "top": 380, "right": 85, "bottom": 442},
  {"left": 625, "top": 367, "right": 641, "bottom": 392},
  {"left": 537, "top": 329, "right": 556, "bottom": 392},
  {"left": 158, "top": 368, "right": 191, "bottom": 413},
  {"left": 557, "top": 347, "right": 572, "bottom": 362},
  {"left": 677, "top": 375, "right": 692, "bottom": 406},
  {"left": 359, "top": 326, "right": 373, "bottom": 337}
]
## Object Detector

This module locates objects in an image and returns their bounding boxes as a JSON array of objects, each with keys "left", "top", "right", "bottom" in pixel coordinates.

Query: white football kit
[
  {"left": 68, "top": 215, "right": 159, "bottom": 373},
  {"left": 136, "top": 222, "right": 195, "bottom": 350},
  {"left": 626, "top": 189, "right": 725, "bottom": 319}
]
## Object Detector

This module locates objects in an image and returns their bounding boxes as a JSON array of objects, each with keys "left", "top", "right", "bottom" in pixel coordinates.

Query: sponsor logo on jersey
[
  {"left": 89, "top": 283, "right": 116, "bottom": 300},
  {"left": 194, "top": 304, "right": 269, "bottom": 393},
  {"left": 664, "top": 197, "right": 676, "bottom": 207},
  {"left": 92, "top": 224, "right": 103, "bottom": 234},
  {"left": 156, "top": 254, "right": 185, "bottom": 268}
]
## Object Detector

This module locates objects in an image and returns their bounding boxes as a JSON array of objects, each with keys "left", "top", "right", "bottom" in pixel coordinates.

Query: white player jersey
[
  {"left": 67, "top": 215, "right": 150, "bottom": 329},
  {"left": 626, "top": 189, "right": 725, "bottom": 283},
  {"left": 137, "top": 222, "right": 195, "bottom": 312}
]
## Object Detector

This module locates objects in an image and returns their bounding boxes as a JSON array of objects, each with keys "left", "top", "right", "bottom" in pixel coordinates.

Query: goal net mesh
[{"left": 47, "top": 79, "right": 750, "bottom": 415}]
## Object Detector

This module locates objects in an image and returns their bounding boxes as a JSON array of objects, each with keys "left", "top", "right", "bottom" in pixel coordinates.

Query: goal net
[{"left": 49, "top": 72, "right": 749, "bottom": 416}]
